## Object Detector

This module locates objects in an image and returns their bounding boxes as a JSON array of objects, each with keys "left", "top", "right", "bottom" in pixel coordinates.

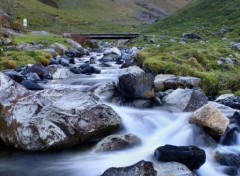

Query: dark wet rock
[
  {"left": 59, "top": 58, "right": 70, "bottom": 67},
  {"left": 117, "top": 66, "right": 154, "bottom": 99},
  {"left": 189, "top": 103, "right": 230, "bottom": 136},
  {"left": 2, "top": 69, "right": 24, "bottom": 83},
  {"left": 164, "top": 76, "right": 201, "bottom": 90},
  {"left": 154, "top": 145, "right": 206, "bottom": 170},
  {"left": 220, "top": 125, "right": 239, "bottom": 145},
  {"left": 81, "top": 66, "right": 100, "bottom": 75},
  {"left": 101, "top": 160, "right": 157, "bottom": 176},
  {"left": 182, "top": 33, "right": 201, "bottom": 40},
  {"left": 80, "top": 63, "right": 90, "bottom": 69},
  {"left": 0, "top": 72, "right": 121, "bottom": 151},
  {"left": 70, "top": 65, "right": 81, "bottom": 74},
  {"left": 49, "top": 58, "right": 59, "bottom": 65},
  {"left": 163, "top": 89, "right": 208, "bottom": 112},
  {"left": 215, "top": 151, "right": 240, "bottom": 168},
  {"left": 42, "top": 72, "right": 53, "bottom": 80},
  {"left": 154, "top": 162, "right": 196, "bottom": 176},
  {"left": 94, "top": 134, "right": 141, "bottom": 152},
  {"left": 216, "top": 95, "right": 240, "bottom": 110},
  {"left": 65, "top": 49, "right": 84, "bottom": 58},
  {"left": 25, "top": 72, "right": 41, "bottom": 82},
  {"left": 133, "top": 99, "right": 152, "bottom": 108},
  {"left": 21, "top": 80, "right": 44, "bottom": 90},
  {"left": 220, "top": 111, "right": 240, "bottom": 145},
  {"left": 90, "top": 56, "right": 97, "bottom": 64},
  {"left": 21, "top": 64, "right": 45, "bottom": 79}
]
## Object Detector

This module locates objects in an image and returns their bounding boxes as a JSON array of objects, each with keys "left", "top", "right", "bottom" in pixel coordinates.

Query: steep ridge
[{"left": 0, "top": 0, "right": 191, "bottom": 33}]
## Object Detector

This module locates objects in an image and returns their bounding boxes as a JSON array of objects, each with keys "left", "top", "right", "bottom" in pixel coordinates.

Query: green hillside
[
  {"left": 0, "top": 0, "right": 190, "bottom": 33},
  {"left": 135, "top": 0, "right": 240, "bottom": 95}
]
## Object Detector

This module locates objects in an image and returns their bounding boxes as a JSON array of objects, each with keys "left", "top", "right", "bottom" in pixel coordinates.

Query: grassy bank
[{"left": 134, "top": 0, "right": 240, "bottom": 95}]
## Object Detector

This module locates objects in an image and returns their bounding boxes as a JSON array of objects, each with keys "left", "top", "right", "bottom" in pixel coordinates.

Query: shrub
[
  {"left": 11, "top": 21, "right": 25, "bottom": 32},
  {"left": 1, "top": 60, "right": 17, "bottom": 69}
]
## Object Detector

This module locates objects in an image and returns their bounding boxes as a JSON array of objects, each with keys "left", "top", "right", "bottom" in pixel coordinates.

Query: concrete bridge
[{"left": 70, "top": 33, "right": 140, "bottom": 39}]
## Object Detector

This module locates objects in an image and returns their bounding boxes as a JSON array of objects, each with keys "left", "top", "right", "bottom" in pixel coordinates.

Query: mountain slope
[{"left": 0, "top": 0, "right": 191, "bottom": 33}]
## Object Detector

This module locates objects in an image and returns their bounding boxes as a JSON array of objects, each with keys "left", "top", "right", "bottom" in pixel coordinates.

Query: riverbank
[{"left": 0, "top": 35, "right": 240, "bottom": 175}]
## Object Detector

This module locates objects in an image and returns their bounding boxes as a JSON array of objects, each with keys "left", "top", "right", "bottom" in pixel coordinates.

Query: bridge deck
[{"left": 71, "top": 33, "right": 140, "bottom": 39}]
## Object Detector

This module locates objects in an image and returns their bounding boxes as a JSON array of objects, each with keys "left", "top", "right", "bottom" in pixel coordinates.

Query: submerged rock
[
  {"left": 189, "top": 103, "right": 230, "bottom": 136},
  {"left": 21, "top": 80, "right": 44, "bottom": 90},
  {"left": 163, "top": 88, "right": 208, "bottom": 112},
  {"left": 215, "top": 151, "right": 240, "bottom": 170},
  {"left": 0, "top": 73, "right": 121, "bottom": 151},
  {"left": 94, "top": 134, "right": 141, "bottom": 152},
  {"left": 101, "top": 160, "right": 157, "bottom": 176},
  {"left": 154, "top": 145, "right": 206, "bottom": 170},
  {"left": 117, "top": 66, "right": 154, "bottom": 99}
]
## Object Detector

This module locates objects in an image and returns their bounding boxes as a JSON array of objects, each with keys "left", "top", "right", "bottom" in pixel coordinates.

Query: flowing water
[{"left": 0, "top": 52, "right": 239, "bottom": 176}]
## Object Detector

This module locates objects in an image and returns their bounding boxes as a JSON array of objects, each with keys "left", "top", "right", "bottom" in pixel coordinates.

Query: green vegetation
[
  {"left": 0, "top": 50, "right": 51, "bottom": 70},
  {"left": 134, "top": 0, "right": 240, "bottom": 95}
]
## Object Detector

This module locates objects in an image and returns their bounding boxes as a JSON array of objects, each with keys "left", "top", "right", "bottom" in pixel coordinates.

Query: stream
[{"left": 0, "top": 51, "right": 239, "bottom": 176}]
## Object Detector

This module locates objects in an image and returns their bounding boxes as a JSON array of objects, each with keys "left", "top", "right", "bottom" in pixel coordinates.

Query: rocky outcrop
[
  {"left": 94, "top": 134, "right": 141, "bottom": 152},
  {"left": 182, "top": 33, "right": 201, "bottom": 40},
  {"left": 163, "top": 89, "right": 208, "bottom": 112},
  {"left": 189, "top": 103, "right": 230, "bottom": 136},
  {"left": 154, "top": 145, "right": 206, "bottom": 170},
  {"left": 0, "top": 72, "right": 121, "bottom": 151},
  {"left": 154, "top": 74, "right": 174, "bottom": 91},
  {"left": 117, "top": 66, "right": 154, "bottom": 99},
  {"left": 101, "top": 160, "right": 157, "bottom": 176},
  {"left": 164, "top": 76, "right": 201, "bottom": 89},
  {"left": 50, "top": 42, "right": 68, "bottom": 55}
]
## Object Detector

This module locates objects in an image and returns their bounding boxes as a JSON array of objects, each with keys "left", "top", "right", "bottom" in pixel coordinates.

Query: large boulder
[
  {"left": 21, "top": 64, "right": 45, "bottom": 79},
  {"left": 101, "top": 160, "right": 157, "bottom": 176},
  {"left": 163, "top": 89, "right": 208, "bottom": 112},
  {"left": 50, "top": 42, "right": 68, "bottom": 55},
  {"left": 189, "top": 103, "right": 230, "bottom": 136},
  {"left": 154, "top": 162, "right": 196, "bottom": 176},
  {"left": 94, "top": 134, "right": 141, "bottom": 152},
  {"left": 154, "top": 145, "right": 206, "bottom": 170},
  {"left": 44, "top": 65, "right": 73, "bottom": 79},
  {"left": 0, "top": 73, "right": 121, "bottom": 151},
  {"left": 164, "top": 76, "right": 201, "bottom": 89},
  {"left": 117, "top": 66, "right": 154, "bottom": 99},
  {"left": 154, "top": 74, "right": 175, "bottom": 91}
]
